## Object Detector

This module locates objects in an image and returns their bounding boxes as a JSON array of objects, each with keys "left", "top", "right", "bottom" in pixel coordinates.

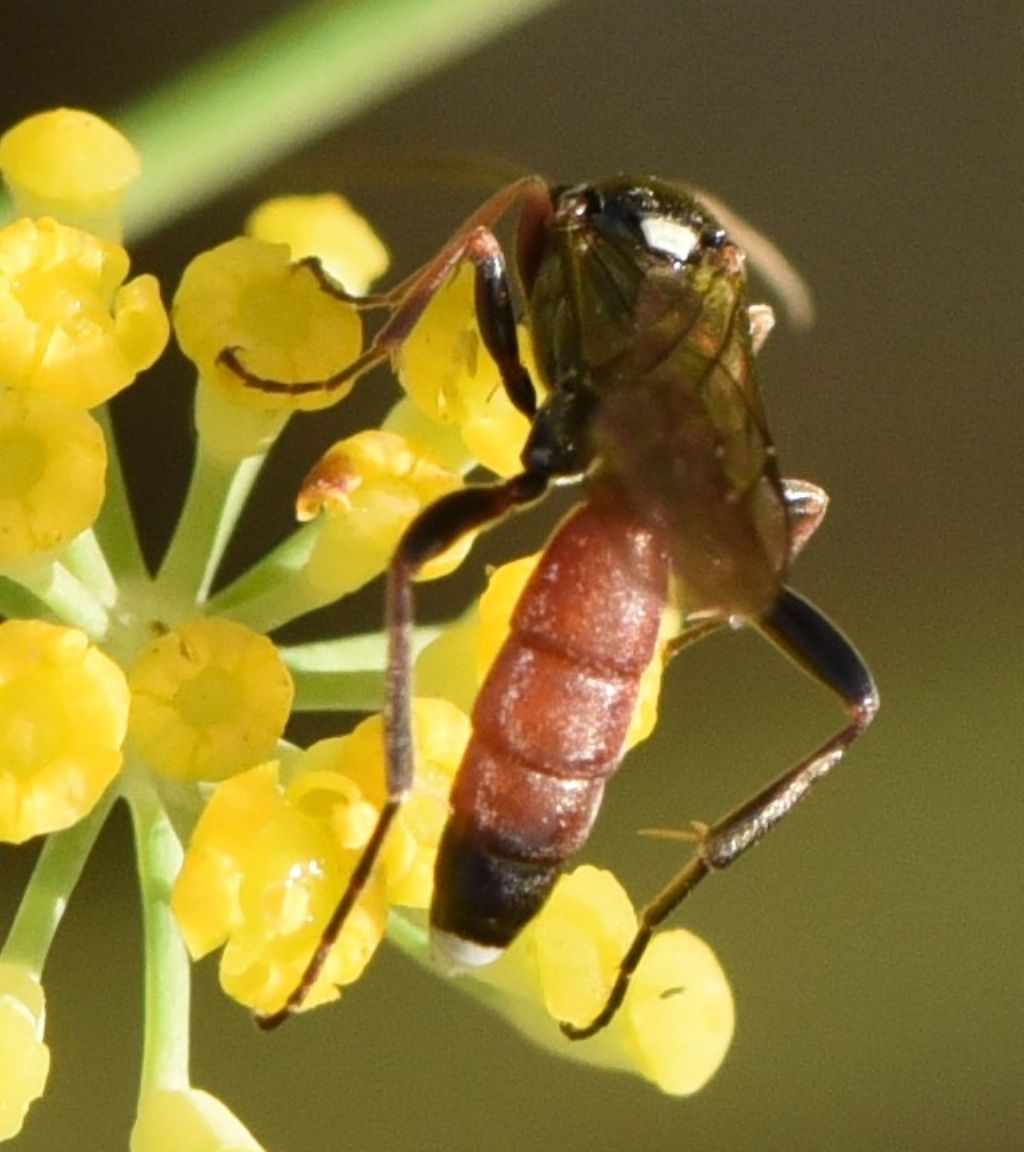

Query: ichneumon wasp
[{"left": 221, "top": 174, "right": 878, "bottom": 1040}]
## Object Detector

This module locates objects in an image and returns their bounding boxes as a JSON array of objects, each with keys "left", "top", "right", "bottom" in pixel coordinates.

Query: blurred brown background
[{"left": 2, "top": 1, "right": 1022, "bottom": 1149}]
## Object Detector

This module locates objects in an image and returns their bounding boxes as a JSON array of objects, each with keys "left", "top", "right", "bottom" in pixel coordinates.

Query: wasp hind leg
[{"left": 562, "top": 587, "right": 878, "bottom": 1041}]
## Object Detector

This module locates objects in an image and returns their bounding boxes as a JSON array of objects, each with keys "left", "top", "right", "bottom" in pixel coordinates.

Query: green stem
[
  {"left": 126, "top": 771, "right": 191, "bottom": 1093},
  {"left": 113, "top": 0, "right": 567, "bottom": 240},
  {"left": 157, "top": 447, "right": 268, "bottom": 605},
  {"left": 283, "top": 626, "right": 441, "bottom": 712},
  {"left": 92, "top": 405, "right": 148, "bottom": 581},
  {"left": 1, "top": 787, "right": 117, "bottom": 976},
  {"left": 61, "top": 531, "right": 117, "bottom": 607},
  {"left": 205, "top": 521, "right": 318, "bottom": 626},
  {"left": 290, "top": 668, "right": 387, "bottom": 713},
  {"left": 8, "top": 561, "right": 109, "bottom": 639}
]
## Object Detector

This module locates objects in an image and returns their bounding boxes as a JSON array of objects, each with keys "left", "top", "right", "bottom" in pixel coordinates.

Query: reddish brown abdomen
[{"left": 430, "top": 497, "right": 669, "bottom": 952}]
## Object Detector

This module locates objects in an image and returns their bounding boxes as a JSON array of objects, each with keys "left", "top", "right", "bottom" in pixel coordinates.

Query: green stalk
[
  {"left": 10, "top": 562, "right": 109, "bottom": 639},
  {"left": 61, "top": 531, "right": 118, "bottom": 607},
  {"left": 282, "top": 626, "right": 441, "bottom": 712},
  {"left": 1, "top": 788, "right": 116, "bottom": 976},
  {"left": 92, "top": 405, "right": 148, "bottom": 582},
  {"left": 157, "top": 447, "right": 268, "bottom": 605},
  {"left": 126, "top": 772, "right": 191, "bottom": 1093},
  {"left": 204, "top": 521, "right": 318, "bottom": 625},
  {"left": 116, "top": 0, "right": 567, "bottom": 240}
]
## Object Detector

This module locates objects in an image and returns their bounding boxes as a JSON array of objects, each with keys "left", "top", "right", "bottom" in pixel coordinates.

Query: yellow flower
[
  {"left": 131, "top": 1087, "right": 265, "bottom": 1152},
  {"left": 0, "top": 389, "right": 106, "bottom": 563},
  {"left": 128, "top": 618, "right": 294, "bottom": 782},
  {"left": 0, "top": 217, "right": 167, "bottom": 407},
  {"left": 247, "top": 193, "right": 389, "bottom": 295},
  {"left": 395, "top": 261, "right": 539, "bottom": 477},
  {"left": 530, "top": 865, "right": 640, "bottom": 1029},
  {"left": 0, "top": 619, "right": 129, "bottom": 843},
  {"left": 473, "top": 551, "right": 538, "bottom": 681},
  {"left": 618, "top": 928, "right": 735, "bottom": 1095},
  {"left": 0, "top": 108, "right": 140, "bottom": 240},
  {"left": 173, "top": 698, "right": 467, "bottom": 1015},
  {"left": 296, "top": 699, "right": 470, "bottom": 908},
  {"left": 173, "top": 236, "right": 363, "bottom": 413},
  {"left": 0, "top": 963, "right": 50, "bottom": 1141},
  {"left": 536, "top": 868, "right": 734, "bottom": 1095},
  {"left": 298, "top": 429, "right": 473, "bottom": 601},
  {"left": 480, "top": 866, "right": 734, "bottom": 1095},
  {"left": 172, "top": 761, "right": 387, "bottom": 1016}
]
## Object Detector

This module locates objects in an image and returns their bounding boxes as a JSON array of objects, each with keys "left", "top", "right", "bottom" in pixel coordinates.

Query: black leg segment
[{"left": 562, "top": 587, "right": 878, "bottom": 1040}]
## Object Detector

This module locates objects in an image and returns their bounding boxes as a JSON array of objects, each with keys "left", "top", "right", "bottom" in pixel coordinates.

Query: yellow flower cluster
[
  {"left": 172, "top": 699, "right": 469, "bottom": 1013},
  {"left": 0, "top": 120, "right": 167, "bottom": 576},
  {"left": 0, "top": 105, "right": 737, "bottom": 1148}
]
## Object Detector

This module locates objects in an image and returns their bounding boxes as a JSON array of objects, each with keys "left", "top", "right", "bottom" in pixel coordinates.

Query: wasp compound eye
[{"left": 700, "top": 225, "right": 728, "bottom": 249}]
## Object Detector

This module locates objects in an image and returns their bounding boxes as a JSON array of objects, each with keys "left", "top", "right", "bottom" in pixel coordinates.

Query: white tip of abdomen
[{"left": 431, "top": 927, "right": 506, "bottom": 974}]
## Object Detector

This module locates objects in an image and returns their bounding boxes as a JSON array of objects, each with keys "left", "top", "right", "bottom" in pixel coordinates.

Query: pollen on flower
[
  {"left": 0, "top": 620, "right": 129, "bottom": 843},
  {"left": 0, "top": 216, "right": 168, "bottom": 407},
  {"left": 173, "top": 236, "right": 363, "bottom": 413},
  {"left": 247, "top": 193, "right": 389, "bottom": 295},
  {"left": 0, "top": 390, "right": 106, "bottom": 562},
  {"left": 127, "top": 618, "right": 294, "bottom": 782},
  {"left": 294, "top": 699, "right": 471, "bottom": 908},
  {"left": 394, "top": 262, "right": 539, "bottom": 477},
  {"left": 298, "top": 429, "right": 474, "bottom": 601},
  {"left": 0, "top": 108, "right": 140, "bottom": 237},
  {"left": 0, "top": 963, "right": 50, "bottom": 1141},
  {"left": 172, "top": 761, "right": 388, "bottom": 1016}
]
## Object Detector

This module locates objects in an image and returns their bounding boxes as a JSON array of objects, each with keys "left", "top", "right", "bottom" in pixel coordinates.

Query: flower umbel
[{"left": 0, "top": 106, "right": 734, "bottom": 1148}]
